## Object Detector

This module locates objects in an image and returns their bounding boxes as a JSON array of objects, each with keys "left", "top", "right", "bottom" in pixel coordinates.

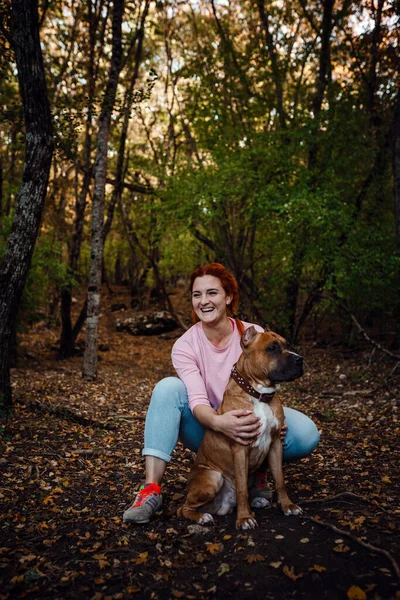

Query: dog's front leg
[
  {"left": 268, "top": 437, "right": 302, "bottom": 516},
  {"left": 231, "top": 444, "right": 257, "bottom": 529}
]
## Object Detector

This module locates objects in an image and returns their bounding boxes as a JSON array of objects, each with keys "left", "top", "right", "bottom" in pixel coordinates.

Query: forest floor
[{"left": 0, "top": 286, "right": 399, "bottom": 600}]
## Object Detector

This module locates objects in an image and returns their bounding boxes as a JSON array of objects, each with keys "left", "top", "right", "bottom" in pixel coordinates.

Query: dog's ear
[{"left": 241, "top": 326, "right": 258, "bottom": 349}]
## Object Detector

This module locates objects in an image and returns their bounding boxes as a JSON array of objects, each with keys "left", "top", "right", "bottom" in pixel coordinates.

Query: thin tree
[
  {"left": 0, "top": 0, "right": 54, "bottom": 409},
  {"left": 82, "top": 0, "right": 124, "bottom": 380}
]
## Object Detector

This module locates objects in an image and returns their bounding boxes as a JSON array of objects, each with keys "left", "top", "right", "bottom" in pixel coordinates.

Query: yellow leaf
[
  {"left": 205, "top": 542, "right": 223, "bottom": 555},
  {"left": 52, "top": 487, "right": 63, "bottom": 494},
  {"left": 381, "top": 477, "right": 391, "bottom": 484},
  {"left": 223, "top": 535, "right": 232, "bottom": 540},
  {"left": 347, "top": 585, "right": 367, "bottom": 600},
  {"left": 300, "top": 538, "right": 310, "bottom": 543},
  {"left": 309, "top": 564, "right": 326, "bottom": 572},
  {"left": 283, "top": 565, "right": 303, "bottom": 581},
  {"left": 246, "top": 554, "right": 264, "bottom": 564},
  {"left": 269, "top": 561, "right": 282, "bottom": 569},
  {"left": 42, "top": 496, "right": 53, "bottom": 505},
  {"left": 131, "top": 551, "right": 148, "bottom": 565},
  {"left": 275, "top": 534, "right": 284, "bottom": 539}
]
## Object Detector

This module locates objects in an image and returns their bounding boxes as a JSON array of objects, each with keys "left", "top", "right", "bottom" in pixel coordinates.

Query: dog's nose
[{"left": 294, "top": 354, "right": 303, "bottom": 364}]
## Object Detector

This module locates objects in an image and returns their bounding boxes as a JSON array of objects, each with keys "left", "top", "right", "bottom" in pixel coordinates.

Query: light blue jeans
[{"left": 143, "top": 377, "right": 320, "bottom": 463}]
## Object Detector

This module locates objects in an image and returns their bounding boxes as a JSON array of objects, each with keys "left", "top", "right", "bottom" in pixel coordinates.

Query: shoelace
[{"left": 132, "top": 484, "right": 159, "bottom": 507}]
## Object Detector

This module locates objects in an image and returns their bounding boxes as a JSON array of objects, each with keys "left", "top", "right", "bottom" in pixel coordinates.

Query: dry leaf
[
  {"left": 308, "top": 564, "right": 326, "bottom": 572},
  {"left": 171, "top": 591, "right": 185, "bottom": 598},
  {"left": 206, "top": 542, "right": 223, "bottom": 554},
  {"left": 19, "top": 554, "right": 36, "bottom": 564},
  {"left": 300, "top": 538, "right": 309, "bottom": 543},
  {"left": 283, "top": 565, "right": 303, "bottom": 581},
  {"left": 196, "top": 552, "right": 206, "bottom": 563},
  {"left": 246, "top": 554, "right": 264, "bottom": 564},
  {"left": 269, "top": 561, "right": 282, "bottom": 569},
  {"left": 333, "top": 544, "right": 350, "bottom": 553},
  {"left": 381, "top": 477, "right": 391, "bottom": 484},
  {"left": 347, "top": 585, "right": 367, "bottom": 600},
  {"left": 223, "top": 535, "right": 232, "bottom": 541},
  {"left": 131, "top": 551, "right": 148, "bottom": 565}
]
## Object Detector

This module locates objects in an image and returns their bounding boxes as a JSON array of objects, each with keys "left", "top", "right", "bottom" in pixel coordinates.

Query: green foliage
[{"left": 0, "top": 223, "right": 74, "bottom": 324}]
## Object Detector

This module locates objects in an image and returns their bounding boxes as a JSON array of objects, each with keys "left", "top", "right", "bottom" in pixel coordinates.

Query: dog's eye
[{"left": 267, "top": 343, "right": 278, "bottom": 352}]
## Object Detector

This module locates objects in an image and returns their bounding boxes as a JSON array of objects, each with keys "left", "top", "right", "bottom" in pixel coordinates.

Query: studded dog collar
[{"left": 231, "top": 364, "right": 276, "bottom": 402}]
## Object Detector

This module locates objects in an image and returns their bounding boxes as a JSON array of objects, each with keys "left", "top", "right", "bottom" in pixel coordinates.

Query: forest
[{"left": 0, "top": 0, "right": 399, "bottom": 599}]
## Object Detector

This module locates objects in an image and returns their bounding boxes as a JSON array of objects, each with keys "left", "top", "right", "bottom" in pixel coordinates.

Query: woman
[{"left": 123, "top": 263, "right": 319, "bottom": 524}]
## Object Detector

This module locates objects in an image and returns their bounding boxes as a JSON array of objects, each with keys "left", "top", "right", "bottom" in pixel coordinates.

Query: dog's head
[{"left": 240, "top": 326, "right": 303, "bottom": 385}]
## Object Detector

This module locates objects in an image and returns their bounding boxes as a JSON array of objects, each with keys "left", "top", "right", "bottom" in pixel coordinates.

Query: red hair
[{"left": 189, "top": 263, "right": 245, "bottom": 336}]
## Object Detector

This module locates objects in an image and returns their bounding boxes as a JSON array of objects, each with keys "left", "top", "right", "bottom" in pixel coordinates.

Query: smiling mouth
[{"left": 200, "top": 308, "right": 214, "bottom": 313}]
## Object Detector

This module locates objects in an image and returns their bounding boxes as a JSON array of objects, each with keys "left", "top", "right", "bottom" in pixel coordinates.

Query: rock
[{"left": 116, "top": 311, "right": 179, "bottom": 336}]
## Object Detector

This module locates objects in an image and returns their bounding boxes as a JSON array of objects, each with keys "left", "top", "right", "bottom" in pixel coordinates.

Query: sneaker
[
  {"left": 123, "top": 483, "right": 162, "bottom": 524},
  {"left": 249, "top": 471, "right": 272, "bottom": 508}
]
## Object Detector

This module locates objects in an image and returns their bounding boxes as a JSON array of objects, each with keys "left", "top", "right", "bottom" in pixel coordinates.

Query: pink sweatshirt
[{"left": 171, "top": 319, "right": 264, "bottom": 412}]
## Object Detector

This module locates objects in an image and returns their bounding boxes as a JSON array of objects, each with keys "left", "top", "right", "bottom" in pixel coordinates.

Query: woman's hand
[{"left": 215, "top": 409, "right": 260, "bottom": 445}]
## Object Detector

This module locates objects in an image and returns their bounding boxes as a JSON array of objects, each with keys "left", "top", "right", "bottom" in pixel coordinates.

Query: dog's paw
[
  {"left": 283, "top": 504, "right": 302, "bottom": 516},
  {"left": 198, "top": 513, "right": 214, "bottom": 525},
  {"left": 250, "top": 497, "right": 270, "bottom": 509},
  {"left": 236, "top": 517, "right": 258, "bottom": 530}
]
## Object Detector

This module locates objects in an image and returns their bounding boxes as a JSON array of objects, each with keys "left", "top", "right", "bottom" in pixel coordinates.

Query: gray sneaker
[{"left": 123, "top": 483, "right": 162, "bottom": 524}]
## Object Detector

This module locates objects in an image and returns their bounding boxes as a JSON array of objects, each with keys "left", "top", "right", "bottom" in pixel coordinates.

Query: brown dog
[{"left": 177, "top": 326, "right": 304, "bottom": 530}]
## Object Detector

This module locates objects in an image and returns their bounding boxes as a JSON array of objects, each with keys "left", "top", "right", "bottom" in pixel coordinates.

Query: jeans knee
[
  {"left": 283, "top": 410, "right": 320, "bottom": 462},
  {"left": 151, "top": 377, "right": 187, "bottom": 407},
  {"left": 300, "top": 422, "right": 320, "bottom": 456},
  {"left": 152, "top": 377, "right": 186, "bottom": 398}
]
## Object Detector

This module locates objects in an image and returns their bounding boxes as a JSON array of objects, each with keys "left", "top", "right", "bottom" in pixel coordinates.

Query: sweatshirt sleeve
[{"left": 171, "top": 339, "right": 211, "bottom": 411}]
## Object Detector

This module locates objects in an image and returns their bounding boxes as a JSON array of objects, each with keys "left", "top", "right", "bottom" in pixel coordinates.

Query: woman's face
[{"left": 191, "top": 275, "right": 232, "bottom": 326}]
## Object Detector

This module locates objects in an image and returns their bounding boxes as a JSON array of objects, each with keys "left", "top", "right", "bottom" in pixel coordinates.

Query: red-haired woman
[{"left": 123, "top": 264, "right": 319, "bottom": 523}]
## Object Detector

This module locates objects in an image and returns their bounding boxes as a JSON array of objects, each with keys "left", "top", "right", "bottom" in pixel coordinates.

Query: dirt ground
[{"left": 0, "top": 286, "right": 399, "bottom": 599}]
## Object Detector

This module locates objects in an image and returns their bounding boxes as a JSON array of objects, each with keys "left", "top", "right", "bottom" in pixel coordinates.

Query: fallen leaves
[
  {"left": 282, "top": 565, "right": 303, "bottom": 581},
  {"left": 347, "top": 585, "right": 367, "bottom": 599},
  {"left": 246, "top": 554, "right": 264, "bottom": 564},
  {"left": 93, "top": 554, "right": 110, "bottom": 569},
  {"left": 131, "top": 552, "right": 148, "bottom": 565},
  {"left": 205, "top": 542, "right": 223, "bottom": 555},
  {"left": 333, "top": 544, "right": 351, "bottom": 553}
]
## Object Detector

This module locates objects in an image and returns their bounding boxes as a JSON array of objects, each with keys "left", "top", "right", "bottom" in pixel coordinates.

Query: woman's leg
[
  {"left": 142, "top": 377, "right": 205, "bottom": 482},
  {"left": 282, "top": 407, "right": 320, "bottom": 462}
]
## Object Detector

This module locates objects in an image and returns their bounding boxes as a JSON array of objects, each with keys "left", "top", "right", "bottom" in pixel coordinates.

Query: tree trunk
[
  {"left": 257, "top": 0, "right": 287, "bottom": 130},
  {"left": 82, "top": 0, "right": 124, "bottom": 380},
  {"left": 103, "top": 0, "right": 150, "bottom": 244},
  {"left": 392, "top": 90, "right": 400, "bottom": 349},
  {"left": 0, "top": 0, "right": 53, "bottom": 409},
  {"left": 308, "top": 0, "right": 335, "bottom": 171},
  {"left": 59, "top": 0, "right": 98, "bottom": 360}
]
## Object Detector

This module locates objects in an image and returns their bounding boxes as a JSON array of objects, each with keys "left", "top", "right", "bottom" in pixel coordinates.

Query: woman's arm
[{"left": 193, "top": 404, "right": 261, "bottom": 445}]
